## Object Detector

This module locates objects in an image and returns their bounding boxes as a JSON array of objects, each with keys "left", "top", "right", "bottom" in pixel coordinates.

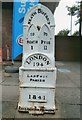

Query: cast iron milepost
[{"left": 18, "top": 4, "right": 57, "bottom": 114}]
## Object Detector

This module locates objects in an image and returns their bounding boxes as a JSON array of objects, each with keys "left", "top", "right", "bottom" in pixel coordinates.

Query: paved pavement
[{"left": 0, "top": 61, "right": 80, "bottom": 119}]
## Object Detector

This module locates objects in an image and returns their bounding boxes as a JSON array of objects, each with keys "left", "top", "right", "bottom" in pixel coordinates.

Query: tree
[
  {"left": 72, "top": 31, "right": 79, "bottom": 36},
  {"left": 57, "top": 29, "right": 70, "bottom": 36},
  {"left": 78, "top": 1, "right": 82, "bottom": 36},
  {"left": 81, "top": 1, "right": 82, "bottom": 21},
  {"left": 73, "top": 1, "right": 82, "bottom": 36},
  {"left": 66, "top": 5, "right": 78, "bottom": 36}
]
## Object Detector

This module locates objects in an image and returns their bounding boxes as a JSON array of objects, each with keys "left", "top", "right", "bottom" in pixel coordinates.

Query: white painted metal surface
[
  {"left": 22, "top": 53, "right": 55, "bottom": 68},
  {"left": 18, "top": 87, "right": 56, "bottom": 114},
  {"left": 18, "top": 4, "right": 57, "bottom": 114},
  {"left": 19, "top": 68, "right": 57, "bottom": 88},
  {"left": 23, "top": 4, "right": 55, "bottom": 57}
]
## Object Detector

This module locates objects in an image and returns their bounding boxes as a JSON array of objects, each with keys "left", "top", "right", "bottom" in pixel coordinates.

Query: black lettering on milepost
[
  {"left": 44, "top": 46, "right": 47, "bottom": 50},
  {"left": 26, "top": 54, "right": 50, "bottom": 66}
]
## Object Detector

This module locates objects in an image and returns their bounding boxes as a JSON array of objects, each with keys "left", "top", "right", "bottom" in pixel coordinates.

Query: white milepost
[{"left": 18, "top": 4, "right": 57, "bottom": 114}]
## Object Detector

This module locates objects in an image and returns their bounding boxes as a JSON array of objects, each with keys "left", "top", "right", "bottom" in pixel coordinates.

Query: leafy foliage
[
  {"left": 66, "top": 5, "right": 78, "bottom": 35},
  {"left": 72, "top": 31, "right": 79, "bottom": 36},
  {"left": 66, "top": 5, "right": 78, "bottom": 16},
  {"left": 57, "top": 29, "right": 70, "bottom": 36},
  {"left": 81, "top": 1, "right": 82, "bottom": 21},
  {"left": 74, "top": 1, "right": 81, "bottom": 25}
]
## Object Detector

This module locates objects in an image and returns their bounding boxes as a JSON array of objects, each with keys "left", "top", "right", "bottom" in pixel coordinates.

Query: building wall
[
  {"left": 2, "top": 8, "right": 12, "bottom": 61},
  {"left": 55, "top": 36, "right": 80, "bottom": 61},
  {"left": 0, "top": 2, "right": 2, "bottom": 48}
]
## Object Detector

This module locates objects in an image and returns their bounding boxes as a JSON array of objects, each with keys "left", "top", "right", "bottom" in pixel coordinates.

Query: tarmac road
[{"left": 0, "top": 61, "right": 80, "bottom": 119}]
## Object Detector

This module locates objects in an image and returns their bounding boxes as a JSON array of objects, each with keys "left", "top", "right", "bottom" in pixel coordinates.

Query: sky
[{"left": 54, "top": 0, "right": 81, "bottom": 35}]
